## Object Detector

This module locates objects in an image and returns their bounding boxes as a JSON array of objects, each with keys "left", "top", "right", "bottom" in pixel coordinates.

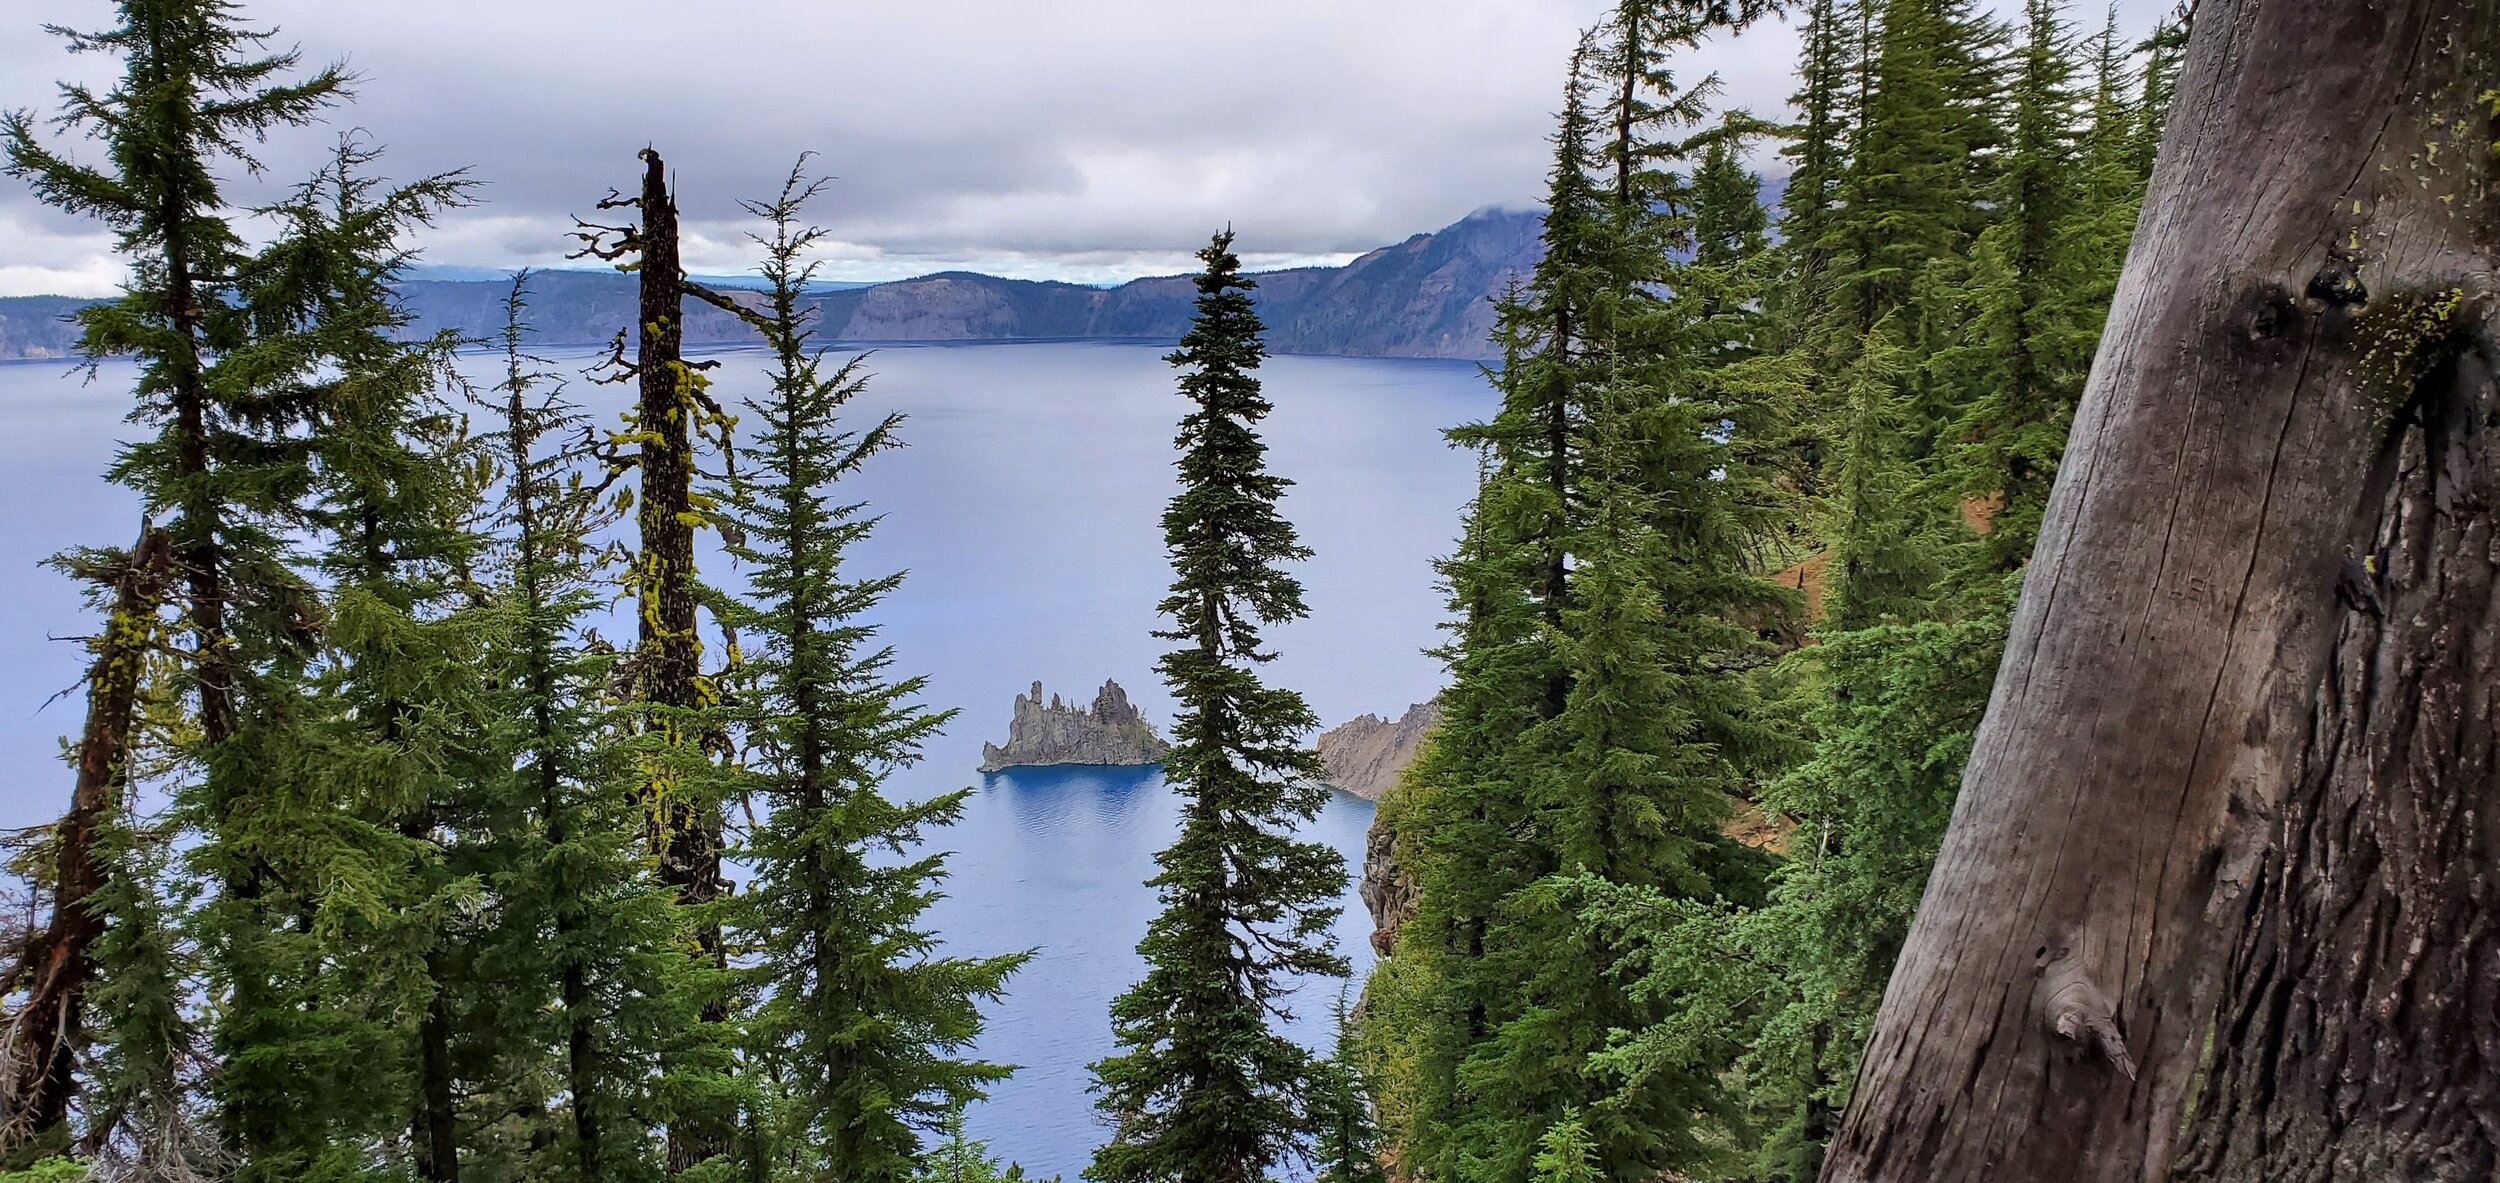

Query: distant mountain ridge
[{"left": 0, "top": 206, "right": 1545, "bottom": 362}]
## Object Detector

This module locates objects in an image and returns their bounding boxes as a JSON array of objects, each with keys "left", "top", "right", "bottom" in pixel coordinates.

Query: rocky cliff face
[
  {"left": 1314, "top": 698, "right": 1444, "bottom": 956},
  {"left": 978, "top": 679, "right": 1172, "bottom": 773},
  {"left": 1315, "top": 698, "right": 1442, "bottom": 801},
  {"left": 1359, "top": 817, "right": 1419, "bottom": 957},
  {"left": 0, "top": 296, "right": 94, "bottom": 361}
]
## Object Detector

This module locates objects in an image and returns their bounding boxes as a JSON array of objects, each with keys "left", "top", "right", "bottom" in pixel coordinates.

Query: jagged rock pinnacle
[{"left": 979, "top": 678, "right": 1174, "bottom": 773}]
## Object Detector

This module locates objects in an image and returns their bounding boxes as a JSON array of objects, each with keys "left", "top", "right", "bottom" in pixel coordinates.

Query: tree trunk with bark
[
  {"left": 1819, "top": 2, "right": 2500, "bottom": 1180},
  {"left": 2171, "top": 302, "right": 2500, "bottom": 1182},
  {"left": 626, "top": 148, "right": 733, "bottom": 1177},
  {"left": 0, "top": 527, "right": 174, "bottom": 1152}
]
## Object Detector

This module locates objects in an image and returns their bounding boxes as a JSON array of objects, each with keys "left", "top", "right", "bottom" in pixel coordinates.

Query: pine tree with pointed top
[
  {"left": 1776, "top": 0, "right": 1861, "bottom": 318},
  {"left": 475, "top": 272, "right": 698, "bottom": 1183},
  {"left": 249, "top": 134, "right": 490, "bottom": 1180},
  {"left": 3, "top": 4, "right": 359, "bottom": 1172},
  {"left": 1458, "top": 37, "right": 1797, "bottom": 1179},
  {"left": 1, "top": 0, "right": 347, "bottom": 753},
  {"left": 2129, "top": 8, "right": 2188, "bottom": 179},
  {"left": 1828, "top": 0, "right": 2006, "bottom": 340},
  {"left": 1308, "top": 990, "right": 1383, "bottom": 1183},
  {"left": 1925, "top": 0, "right": 2089, "bottom": 576},
  {"left": 1393, "top": 49, "right": 1605, "bottom": 1183},
  {"left": 1085, "top": 231, "right": 1348, "bottom": 1183},
  {"left": 722, "top": 161, "right": 1024, "bottom": 1183}
]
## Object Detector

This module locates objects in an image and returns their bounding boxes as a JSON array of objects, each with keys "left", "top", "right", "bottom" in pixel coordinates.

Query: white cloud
[
  {"left": 2, "top": 0, "right": 2178, "bottom": 291},
  {"left": 0, "top": 211, "right": 122, "bottom": 297}
]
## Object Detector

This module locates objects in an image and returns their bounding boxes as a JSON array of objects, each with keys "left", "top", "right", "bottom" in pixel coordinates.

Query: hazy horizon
[{"left": 2, "top": 0, "right": 2174, "bottom": 297}]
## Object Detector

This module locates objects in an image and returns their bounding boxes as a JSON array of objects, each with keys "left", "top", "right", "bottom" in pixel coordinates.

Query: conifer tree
[
  {"left": 1384, "top": 439, "right": 1544, "bottom": 1183},
  {"left": 1086, "top": 231, "right": 1347, "bottom": 1183},
  {"left": 1394, "top": 16, "right": 1797, "bottom": 1179},
  {"left": 1308, "top": 991, "right": 1382, "bottom": 1183},
  {"left": 1365, "top": 6, "right": 2195, "bottom": 1180},
  {"left": 1692, "top": 132, "right": 1768, "bottom": 273},
  {"left": 1458, "top": 39, "right": 1794, "bottom": 1180},
  {"left": 2, "top": 0, "right": 346, "bottom": 751},
  {"left": 1565, "top": 9, "right": 2177, "bottom": 1179},
  {"left": 1772, "top": 0, "right": 1870, "bottom": 496},
  {"left": 2129, "top": 9, "right": 2189, "bottom": 178},
  {"left": 1395, "top": 52, "right": 1603, "bottom": 1183},
  {"left": 1777, "top": 0, "right": 1856, "bottom": 297},
  {"left": 478, "top": 274, "right": 695, "bottom": 1183},
  {"left": 918, "top": 1106, "right": 1027, "bottom": 1183},
  {"left": 0, "top": 526, "right": 173, "bottom": 1160},
  {"left": 1930, "top": 0, "right": 2088, "bottom": 574},
  {"left": 75, "top": 808, "right": 213, "bottom": 1181},
  {"left": 258, "top": 135, "right": 488, "bottom": 1182},
  {"left": 1818, "top": 326, "right": 1932, "bottom": 628},
  {"left": 722, "top": 162, "right": 1022, "bottom": 1183},
  {"left": 2, "top": 4, "right": 357, "bottom": 1173},
  {"left": 1829, "top": 0, "right": 2005, "bottom": 339}
]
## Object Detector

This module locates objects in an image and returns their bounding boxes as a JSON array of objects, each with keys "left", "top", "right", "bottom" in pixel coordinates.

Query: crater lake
[{"left": 0, "top": 338, "right": 1496, "bottom": 1178}]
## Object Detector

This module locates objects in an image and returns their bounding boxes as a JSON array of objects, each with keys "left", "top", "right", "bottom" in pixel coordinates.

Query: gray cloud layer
[{"left": 2, "top": 0, "right": 2171, "bottom": 295}]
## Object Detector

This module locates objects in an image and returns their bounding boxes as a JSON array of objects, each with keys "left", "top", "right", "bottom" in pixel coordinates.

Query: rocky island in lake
[{"left": 979, "top": 680, "right": 1173, "bottom": 773}]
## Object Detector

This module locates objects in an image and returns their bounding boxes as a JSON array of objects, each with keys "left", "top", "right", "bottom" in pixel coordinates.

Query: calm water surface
[{"left": 0, "top": 339, "right": 1494, "bottom": 1177}]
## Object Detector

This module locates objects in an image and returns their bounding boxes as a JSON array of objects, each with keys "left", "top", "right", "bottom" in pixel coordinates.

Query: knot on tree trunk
[{"left": 2036, "top": 951, "right": 2138, "bottom": 1081}]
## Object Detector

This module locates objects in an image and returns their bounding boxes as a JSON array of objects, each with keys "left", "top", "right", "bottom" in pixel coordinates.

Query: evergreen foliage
[
  {"left": 476, "top": 272, "right": 699, "bottom": 1183},
  {"left": 917, "top": 1106, "right": 1034, "bottom": 1183},
  {"left": 572, "top": 149, "right": 748, "bottom": 1177},
  {"left": 1388, "top": 7, "right": 1797, "bottom": 1181},
  {"left": 1308, "top": 991, "right": 1383, "bottom": 1183},
  {"left": 1086, "top": 231, "right": 1349, "bottom": 1183},
  {"left": 1363, "top": 3, "right": 2180, "bottom": 1182},
  {"left": 721, "top": 162, "right": 1024, "bottom": 1183}
]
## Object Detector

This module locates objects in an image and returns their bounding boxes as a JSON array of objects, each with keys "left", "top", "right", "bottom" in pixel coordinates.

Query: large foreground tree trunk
[
  {"left": 1819, "top": 3, "right": 2499, "bottom": 1181},
  {"left": 2171, "top": 322, "right": 2500, "bottom": 1180}
]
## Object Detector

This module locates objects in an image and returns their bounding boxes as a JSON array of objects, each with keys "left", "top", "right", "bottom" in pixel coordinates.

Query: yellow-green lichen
[{"left": 2351, "top": 285, "right": 2475, "bottom": 415}]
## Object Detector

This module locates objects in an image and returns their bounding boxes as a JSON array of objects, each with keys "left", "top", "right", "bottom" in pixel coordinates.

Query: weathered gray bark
[
  {"left": 1819, "top": 3, "right": 2499, "bottom": 1181},
  {"left": 2171, "top": 325, "right": 2500, "bottom": 1180}
]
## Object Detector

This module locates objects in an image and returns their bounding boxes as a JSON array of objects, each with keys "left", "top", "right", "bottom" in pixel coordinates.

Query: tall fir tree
[
  {"left": 1828, "top": 0, "right": 2005, "bottom": 343},
  {"left": 1086, "top": 231, "right": 1348, "bottom": 1183},
  {"left": 1930, "top": 0, "right": 2089, "bottom": 576},
  {"left": 476, "top": 274, "right": 699, "bottom": 1183},
  {"left": 257, "top": 135, "right": 491, "bottom": 1182},
  {"left": 1485, "top": 36, "right": 1795, "bottom": 1183},
  {"left": 1776, "top": 0, "right": 1858, "bottom": 303},
  {"left": 722, "top": 163, "right": 1023, "bottom": 1183},
  {"left": 1395, "top": 49, "right": 1603, "bottom": 1183},
  {"left": 2, "top": 4, "right": 360, "bottom": 1174}
]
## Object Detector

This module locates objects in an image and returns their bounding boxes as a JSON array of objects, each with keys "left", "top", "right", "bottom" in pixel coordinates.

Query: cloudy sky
[{"left": 2, "top": 0, "right": 2172, "bottom": 296}]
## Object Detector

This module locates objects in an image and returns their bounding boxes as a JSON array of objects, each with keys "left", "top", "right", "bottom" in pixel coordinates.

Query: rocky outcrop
[
  {"left": 1316, "top": 699, "right": 1442, "bottom": 956},
  {"left": 1315, "top": 699, "right": 1442, "bottom": 801},
  {"left": 1359, "top": 815, "right": 1419, "bottom": 956},
  {"left": 978, "top": 680, "right": 1171, "bottom": 773}
]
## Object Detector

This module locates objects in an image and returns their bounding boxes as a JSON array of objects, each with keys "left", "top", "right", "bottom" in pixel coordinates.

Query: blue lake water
[{"left": 0, "top": 339, "right": 1495, "bottom": 1177}]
